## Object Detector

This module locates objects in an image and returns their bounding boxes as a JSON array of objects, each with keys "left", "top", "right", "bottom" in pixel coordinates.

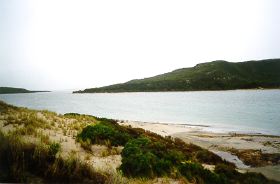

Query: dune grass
[
  {"left": 0, "top": 131, "right": 108, "bottom": 183},
  {"left": 0, "top": 102, "right": 112, "bottom": 183}
]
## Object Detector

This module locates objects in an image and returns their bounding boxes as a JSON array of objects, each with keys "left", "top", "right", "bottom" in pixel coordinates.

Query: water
[
  {"left": 213, "top": 151, "right": 249, "bottom": 169},
  {"left": 0, "top": 90, "right": 280, "bottom": 135}
]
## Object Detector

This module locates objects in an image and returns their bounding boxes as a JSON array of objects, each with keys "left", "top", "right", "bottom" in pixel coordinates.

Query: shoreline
[
  {"left": 119, "top": 120, "right": 280, "bottom": 181},
  {"left": 73, "top": 88, "right": 280, "bottom": 94},
  {"left": 118, "top": 119, "right": 280, "bottom": 137}
]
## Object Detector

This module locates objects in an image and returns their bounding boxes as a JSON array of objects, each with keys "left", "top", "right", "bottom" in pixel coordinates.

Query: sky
[{"left": 1, "top": 0, "right": 280, "bottom": 91}]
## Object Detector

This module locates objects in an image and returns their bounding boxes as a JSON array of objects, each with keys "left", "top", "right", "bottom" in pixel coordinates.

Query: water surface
[{"left": 0, "top": 90, "right": 279, "bottom": 135}]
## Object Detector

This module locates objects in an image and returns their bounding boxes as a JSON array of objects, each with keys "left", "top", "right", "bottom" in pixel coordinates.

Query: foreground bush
[
  {"left": 214, "top": 163, "right": 275, "bottom": 184},
  {"left": 179, "top": 161, "right": 227, "bottom": 184},
  {"left": 120, "top": 137, "right": 185, "bottom": 178},
  {"left": 119, "top": 137, "right": 278, "bottom": 184}
]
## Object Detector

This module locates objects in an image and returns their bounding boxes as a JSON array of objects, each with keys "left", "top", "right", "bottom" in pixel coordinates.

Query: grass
[
  {"left": 0, "top": 101, "right": 113, "bottom": 183},
  {"left": 0, "top": 131, "right": 108, "bottom": 183},
  {"left": 80, "top": 138, "right": 92, "bottom": 151}
]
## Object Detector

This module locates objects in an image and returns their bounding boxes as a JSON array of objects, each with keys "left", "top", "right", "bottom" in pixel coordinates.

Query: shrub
[
  {"left": 240, "top": 172, "right": 270, "bottom": 184},
  {"left": 179, "top": 162, "right": 227, "bottom": 184},
  {"left": 196, "top": 150, "right": 232, "bottom": 166},
  {"left": 214, "top": 163, "right": 237, "bottom": 179},
  {"left": 77, "top": 123, "right": 131, "bottom": 146},
  {"left": 120, "top": 137, "right": 185, "bottom": 178}
]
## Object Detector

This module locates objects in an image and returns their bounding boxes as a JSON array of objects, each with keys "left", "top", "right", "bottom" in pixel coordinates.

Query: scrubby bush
[
  {"left": 120, "top": 137, "right": 185, "bottom": 178},
  {"left": 214, "top": 164, "right": 276, "bottom": 184},
  {"left": 77, "top": 123, "right": 131, "bottom": 146},
  {"left": 196, "top": 150, "right": 231, "bottom": 166},
  {"left": 178, "top": 161, "right": 227, "bottom": 184},
  {"left": 240, "top": 172, "right": 271, "bottom": 184},
  {"left": 214, "top": 163, "right": 237, "bottom": 180}
]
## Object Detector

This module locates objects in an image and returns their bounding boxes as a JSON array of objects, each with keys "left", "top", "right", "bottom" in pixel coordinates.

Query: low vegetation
[
  {"left": 0, "top": 131, "right": 107, "bottom": 183},
  {"left": 77, "top": 122, "right": 131, "bottom": 146},
  {"left": 0, "top": 101, "right": 279, "bottom": 183},
  {"left": 120, "top": 137, "right": 185, "bottom": 177},
  {"left": 76, "top": 116, "right": 279, "bottom": 183},
  {"left": 0, "top": 102, "right": 110, "bottom": 183}
]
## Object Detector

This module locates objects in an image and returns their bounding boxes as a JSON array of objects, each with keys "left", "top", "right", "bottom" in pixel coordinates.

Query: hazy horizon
[{"left": 1, "top": 0, "right": 280, "bottom": 91}]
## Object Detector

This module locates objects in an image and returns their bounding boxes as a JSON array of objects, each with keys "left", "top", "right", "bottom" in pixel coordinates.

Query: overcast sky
[{"left": 1, "top": 0, "right": 280, "bottom": 90}]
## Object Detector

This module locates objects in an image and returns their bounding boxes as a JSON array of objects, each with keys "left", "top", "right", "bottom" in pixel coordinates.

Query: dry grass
[{"left": 0, "top": 130, "right": 109, "bottom": 183}]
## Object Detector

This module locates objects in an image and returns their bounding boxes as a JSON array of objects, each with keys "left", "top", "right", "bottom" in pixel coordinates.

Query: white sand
[{"left": 119, "top": 120, "right": 202, "bottom": 136}]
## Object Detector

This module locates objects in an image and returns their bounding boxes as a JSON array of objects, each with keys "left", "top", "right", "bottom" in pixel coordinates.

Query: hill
[
  {"left": 74, "top": 59, "right": 280, "bottom": 93},
  {"left": 0, "top": 87, "right": 50, "bottom": 94}
]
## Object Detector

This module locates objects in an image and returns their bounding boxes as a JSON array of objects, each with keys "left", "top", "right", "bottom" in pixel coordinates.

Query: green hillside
[
  {"left": 0, "top": 87, "right": 49, "bottom": 94},
  {"left": 74, "top": 59, "right": 280, "bottom": 93}
]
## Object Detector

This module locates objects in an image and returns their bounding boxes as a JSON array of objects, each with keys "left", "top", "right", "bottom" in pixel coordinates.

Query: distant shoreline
[
  {"left": 0, "top": 87, "right": 51, "bottom": 94},
  {"left": 0, "top": 91, "right": 51, "bottom": 94},
  {"left": 73, "top": 87, "right": 280, "bottom": 94}
]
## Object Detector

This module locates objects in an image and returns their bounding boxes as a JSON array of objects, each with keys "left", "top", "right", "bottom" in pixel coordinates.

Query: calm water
[{"left": 0, "top": 90, "right": 280, "bottom": 135}]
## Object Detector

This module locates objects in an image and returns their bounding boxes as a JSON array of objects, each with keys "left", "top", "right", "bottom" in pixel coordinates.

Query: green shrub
[
  {"left": 240, "top": 172, "right": 270, "bottom": 184},
  {"left": 77, "top": 123, "right": 131, "bottom": 146},
  {"left": 120, "top": 137, "right": 185, "bottom": 178},
  {"left": 214, "top": 164, "right": 274, "bottom": 184},
  {"left": 179, "top": 162, "right": 227, "bottom": 184},
  {"left": 196, "top": 150, "right": 232, "bottom": 166},
  {"left": 214, "top": 163, "right": 237, "bottom": 179}
]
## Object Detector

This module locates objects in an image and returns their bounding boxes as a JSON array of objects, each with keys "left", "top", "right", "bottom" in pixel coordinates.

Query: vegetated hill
[
  {"left": 0, "top": 87, "right": 50, "bottom": 94},
  {"left": 74, "top": 59, "right": 280, "bottom": 93}
]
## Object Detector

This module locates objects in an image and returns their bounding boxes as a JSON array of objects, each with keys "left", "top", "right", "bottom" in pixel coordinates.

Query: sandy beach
[{"left": 119, "top": 120, "right": 280, "bottom": 181}]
